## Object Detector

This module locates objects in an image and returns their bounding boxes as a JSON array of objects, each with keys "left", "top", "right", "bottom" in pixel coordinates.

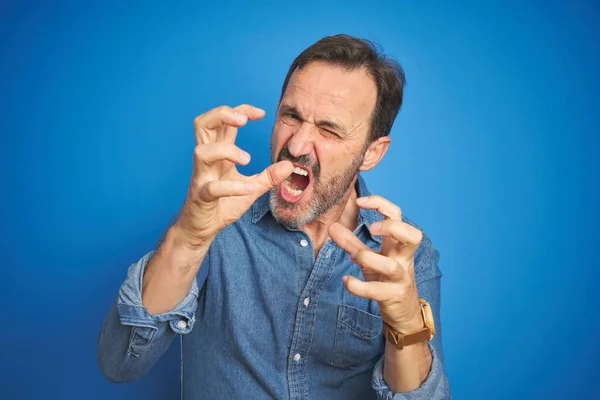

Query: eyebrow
[{"left": 278, "top": 104, "right": 347, "bottom": 135}]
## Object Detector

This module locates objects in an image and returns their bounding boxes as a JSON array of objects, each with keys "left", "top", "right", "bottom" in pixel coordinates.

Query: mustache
[{"left": 277, "top": 146, "right": 320, "bottom": 179}]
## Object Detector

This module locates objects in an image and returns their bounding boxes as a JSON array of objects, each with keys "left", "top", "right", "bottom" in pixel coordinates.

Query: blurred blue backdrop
[{"left": 1, "top": 1, "right": 598, "bottom": 399}]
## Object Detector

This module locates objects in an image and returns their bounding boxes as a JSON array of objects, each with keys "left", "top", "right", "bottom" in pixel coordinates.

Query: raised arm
[{"left": 97, "top": 105, "right": 294, "bottom": 382}]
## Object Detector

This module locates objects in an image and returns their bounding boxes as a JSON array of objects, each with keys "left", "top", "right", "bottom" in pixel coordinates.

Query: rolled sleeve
[
  {"left": 372, "top": 343, "right": 451, "bottom": 399},
  {"left": 117, "top": 251, "right": 201, "bottom": 335}
]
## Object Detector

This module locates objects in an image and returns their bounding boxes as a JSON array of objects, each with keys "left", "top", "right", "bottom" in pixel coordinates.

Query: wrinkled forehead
[{"left": 282, "top": 61, "right": 378, "bottom": 129}]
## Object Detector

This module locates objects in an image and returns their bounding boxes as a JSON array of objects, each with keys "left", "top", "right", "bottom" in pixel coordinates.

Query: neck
[{"left": 300, "top": 176, "right": 360, "bottom": 254}]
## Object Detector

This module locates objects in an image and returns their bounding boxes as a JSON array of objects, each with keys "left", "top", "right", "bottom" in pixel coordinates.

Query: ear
[{"left": 359, "top": 136, "right": 391, "bottom": 172}]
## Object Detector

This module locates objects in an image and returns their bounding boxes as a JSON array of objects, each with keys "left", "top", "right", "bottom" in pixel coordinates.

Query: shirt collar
[{"left": 251, "top": 174, "right": 384, "bottom": 243}]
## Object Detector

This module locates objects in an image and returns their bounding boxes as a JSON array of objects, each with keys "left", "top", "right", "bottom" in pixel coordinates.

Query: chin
[{"left": 269, "top": 189, "right": 314, "bottom": 228}]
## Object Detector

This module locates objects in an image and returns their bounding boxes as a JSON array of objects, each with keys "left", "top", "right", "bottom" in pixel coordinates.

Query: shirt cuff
[
  {"left": 372, "top": 343, "right": 452, "bottom": 400},
  {"left": 117, "top": 251, "right": 200, "bottom": 335}
]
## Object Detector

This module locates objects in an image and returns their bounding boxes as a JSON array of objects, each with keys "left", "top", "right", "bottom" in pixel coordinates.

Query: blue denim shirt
[{"left": 97, "top": 176, "right": 451, "bottom": 399}]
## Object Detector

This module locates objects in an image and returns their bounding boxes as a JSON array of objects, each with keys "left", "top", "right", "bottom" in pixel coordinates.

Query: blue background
[{"left": 1, "top": 1, "right": 598, "bottom": 399}]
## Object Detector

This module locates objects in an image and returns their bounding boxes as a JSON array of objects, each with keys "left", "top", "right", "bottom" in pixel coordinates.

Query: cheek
[{"left": 314, "top": 140, "right": 354, "bottom": 174}]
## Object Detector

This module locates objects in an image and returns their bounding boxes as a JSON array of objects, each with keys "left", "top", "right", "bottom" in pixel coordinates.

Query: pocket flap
[{"left": 337, "top": 305, "right": 383, "bottom": 340}]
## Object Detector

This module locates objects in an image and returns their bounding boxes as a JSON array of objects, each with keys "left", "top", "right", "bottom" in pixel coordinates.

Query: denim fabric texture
[{"left": 97, "top": 175, "right": 451, "bottom": 399}]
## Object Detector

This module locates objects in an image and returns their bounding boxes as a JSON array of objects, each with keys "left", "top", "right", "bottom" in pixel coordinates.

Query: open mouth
[{"left": 280, "top": 165, "right": 311, "bottom": 203}]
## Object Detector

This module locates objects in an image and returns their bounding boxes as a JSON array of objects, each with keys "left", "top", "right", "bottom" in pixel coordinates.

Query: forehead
[{"left": 282, "top": 61, "right": 377, "bottom": 127}]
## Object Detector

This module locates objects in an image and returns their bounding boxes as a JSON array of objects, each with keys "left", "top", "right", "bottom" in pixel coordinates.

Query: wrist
[
  {"left": 175, "top": 200, "right": 221, "bottom": 249},
  {"left": 170, "top": 221, "right": 213, "bottom": 248},
  {"left": 390, "top": 316, "right": 425, "bottom": 334},
  {"left": 387, "top": 301, "right": 424, "bottom": 333},
  {"left": 160, "top": 225, "right": 213, "bottom": 272}
]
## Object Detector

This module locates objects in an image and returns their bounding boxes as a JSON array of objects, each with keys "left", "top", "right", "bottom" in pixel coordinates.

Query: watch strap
[{"left": 383, "top": 322, "right": 431, "bottom": 350}]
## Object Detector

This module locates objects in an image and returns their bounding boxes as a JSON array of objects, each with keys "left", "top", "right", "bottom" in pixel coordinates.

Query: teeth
[
  {"left": 292, "top": 166, "right": 308, "bottom": 176},
  {"left": 284, "top": 179, "right": 303, "bottom": 196}
]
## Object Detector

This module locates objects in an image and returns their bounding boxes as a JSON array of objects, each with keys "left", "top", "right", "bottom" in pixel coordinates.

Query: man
[{"left": 97, "top": 34, "right": 451, "bottom": 399}]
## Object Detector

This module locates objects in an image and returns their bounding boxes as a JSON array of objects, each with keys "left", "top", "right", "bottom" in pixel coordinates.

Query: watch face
[{"left": 420, "top": 299, "right": 436, "bottom": 338}]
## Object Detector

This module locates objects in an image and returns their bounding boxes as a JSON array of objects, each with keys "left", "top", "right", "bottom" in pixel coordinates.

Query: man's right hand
[
  {"left": 141, "top": 105, "right": 293, "bottom": 315},
  {"left": 174, "top": 104, "right": 293, "bottom": 248}
]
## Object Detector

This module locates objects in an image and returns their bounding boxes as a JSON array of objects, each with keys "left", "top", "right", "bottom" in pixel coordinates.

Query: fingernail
[
  {"left": 342, "top": 276, "right": 349, "bottom": 284},
  {"left": 357, "top": 197, "right": 368, "bottom": 204},
  {"left": 370, "top": 222, "right": 381, "bottom": 232},
  {"left": 240, "top": 150, "right": 251, "bottom": 162},
  {"left": 234, "top": 112, "right": 247, "bottom": 122},
  {"left": 246, "top": 182, "right": 256, "bottom": 191}
]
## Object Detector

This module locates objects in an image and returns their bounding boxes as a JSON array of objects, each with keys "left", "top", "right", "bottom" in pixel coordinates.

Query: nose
[{"left": 286, "top": 122, "right": 315, "bottom": 158}]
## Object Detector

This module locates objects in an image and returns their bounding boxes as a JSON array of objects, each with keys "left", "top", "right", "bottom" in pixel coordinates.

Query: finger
[
  {"left": 233, "top": 104, "right": 266, "bottom": 121},
  {"left": 249, "top": 160, "right": 294, "bottom": 194},
  {"left": 328, "top": 222, "right": 370, "bottom": 258},
  {"left": 369, "top": 219, "right": 423, "bottom": 251},
  {"left": 356, "top": 195, "right": 402, "bottom": 220},
  {"left": 194, "top": 106, "right": 249, "bottom": 144},
  {"left": 198, "top": 179, "right": 256, "bottom": 202},
  {"left": 353, "top": 249, "right": 406, "bottom": 282},
  {"left": 219, "top": 104, "right": 267, "bottom": 143},
  {"left": 194, "top": 143, "right": 251, "bottom": 170},
  {"left": 342, "top": 275, "right": 398, "bottom": 302}
]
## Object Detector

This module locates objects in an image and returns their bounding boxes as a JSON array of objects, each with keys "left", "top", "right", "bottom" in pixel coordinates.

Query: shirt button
[
  {"left": 177, "top": 320, "right": 187, "bottom": 329},
  {"left": 303, "top": 297, "right": 310, "bottom": 307},
  {"left": 293, "top": 353, "right": 301, "bottom": 362},
  {"left": 300, "top": 239, "right": 308, "bottom": 247}
]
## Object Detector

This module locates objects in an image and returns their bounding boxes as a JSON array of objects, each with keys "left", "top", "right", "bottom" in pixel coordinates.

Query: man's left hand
[{"left": 328, "top": 195, "right": 424, "bottom": 333}]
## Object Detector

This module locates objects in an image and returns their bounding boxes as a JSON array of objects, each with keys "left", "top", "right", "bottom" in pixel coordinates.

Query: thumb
[{"left": 251, "top": 160, "right": 294, "bottom": 195}]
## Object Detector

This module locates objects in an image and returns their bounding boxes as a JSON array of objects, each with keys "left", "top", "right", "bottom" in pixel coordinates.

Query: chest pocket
[{"left": 331, "top": 304, "right": 385, "bottom": 369}]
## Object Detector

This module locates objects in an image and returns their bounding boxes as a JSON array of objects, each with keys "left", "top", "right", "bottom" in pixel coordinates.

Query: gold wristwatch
[{"left": 383, "top": 299, "right": 435, "bottom": 350}]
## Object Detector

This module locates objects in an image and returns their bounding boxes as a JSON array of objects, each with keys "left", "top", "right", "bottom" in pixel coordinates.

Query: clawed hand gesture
[
  {"left": 176, "top": 105, "right": 293, "bottom": 247},
  {"left": 329, "top": 195, "right": 424, "bottom": 331}
]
